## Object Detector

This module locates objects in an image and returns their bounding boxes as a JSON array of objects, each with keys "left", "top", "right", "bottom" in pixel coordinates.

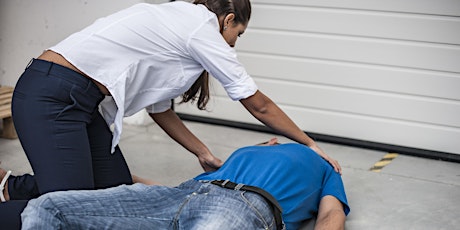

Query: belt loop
[
  {"left": 234, "top": 183, "right": 244, "bottom": 190},
  {"left": 46, "top": 61, "right": 53, "bottom": 75},
  {"left": 25, "top": 59, "right": 34, "bottom": 70},
  {"left": 221, "top": 179, "right": 230, "bottom": 187}
]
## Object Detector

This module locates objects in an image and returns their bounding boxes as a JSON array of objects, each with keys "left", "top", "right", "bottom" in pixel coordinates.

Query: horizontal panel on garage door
[
  {"left": 236, "top": 30, "right": 460, "bottom": 73},
  {"left": 175, "top": 96, "right": 460, "bottom": 155},
  {"left": 251, "top": 0, "right": 460, "bottom": 17},
  {"left": 250, "top": 4, "right": 460, "bottom": 45},
  {"left": 209, "top": 76, "right": 460, "bottom": 128},
  {"left": 238, "top": 53, "right": 460, "bottom": 101}
]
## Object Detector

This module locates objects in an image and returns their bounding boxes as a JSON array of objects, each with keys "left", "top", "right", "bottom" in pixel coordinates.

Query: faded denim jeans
[{"left": 21, "top": 180, "right": 276, "bottom": 229}]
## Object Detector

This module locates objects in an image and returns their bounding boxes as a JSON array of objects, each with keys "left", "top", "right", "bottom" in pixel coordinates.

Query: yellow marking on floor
[{"left": 369, "top": 153, "right": 399, "bottom": 172}]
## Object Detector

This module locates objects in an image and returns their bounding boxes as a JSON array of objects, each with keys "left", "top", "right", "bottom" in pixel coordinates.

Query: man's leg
[
  {"left": 21, "top": 183, "right": 182, "bottom": 230},
  {"left": 314, "top": 195, "right": 346, "bottom": 230},
  {"left": 178, "top": 182, "right": 276, "bottom": 230}
]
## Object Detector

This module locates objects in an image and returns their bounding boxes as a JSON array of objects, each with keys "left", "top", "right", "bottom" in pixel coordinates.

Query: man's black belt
[{"left": 210, "top": 179, "right": 285, "bottom": 230}]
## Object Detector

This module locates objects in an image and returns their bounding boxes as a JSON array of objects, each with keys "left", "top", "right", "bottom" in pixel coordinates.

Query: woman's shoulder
[{"left": 161, "top": 1, "right": 215, "bottom": 18}]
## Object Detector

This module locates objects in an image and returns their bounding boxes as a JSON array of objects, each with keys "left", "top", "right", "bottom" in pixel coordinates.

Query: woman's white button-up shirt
[{"left": 49, "top": 2, "right": 258, "bottom": 152}]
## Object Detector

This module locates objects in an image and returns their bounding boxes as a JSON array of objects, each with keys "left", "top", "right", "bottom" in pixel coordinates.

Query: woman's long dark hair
[{"left": 181, "top": 0, "right": 252, "bottom": 110}]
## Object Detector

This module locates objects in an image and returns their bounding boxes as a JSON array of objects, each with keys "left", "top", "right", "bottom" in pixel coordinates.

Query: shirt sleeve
[
  {"left": 186, "top": 17, "right": 258, "bottom": 101},
  {"left": 320, "top": 167, "right": 351, "bottom": 216},
  {"left": 145, "top": 99, "right": 172, "bottom": 114}
]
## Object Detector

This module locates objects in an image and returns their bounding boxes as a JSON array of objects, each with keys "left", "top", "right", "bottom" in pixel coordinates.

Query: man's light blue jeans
[{"left": 21, "top": 180, "right": 276, "bottom": 229}]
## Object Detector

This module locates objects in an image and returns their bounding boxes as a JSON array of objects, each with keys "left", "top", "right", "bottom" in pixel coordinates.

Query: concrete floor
[{"left": 1, "top": 120, "right": 459, "bottom": 229}]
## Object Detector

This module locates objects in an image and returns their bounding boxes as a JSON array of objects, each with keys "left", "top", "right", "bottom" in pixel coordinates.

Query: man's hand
[
  {"left": 310, "top": 144, "right": 342, "bottom": 175},
  {"left": 198, "top": 153, "right": 223, "bottom": 172}
]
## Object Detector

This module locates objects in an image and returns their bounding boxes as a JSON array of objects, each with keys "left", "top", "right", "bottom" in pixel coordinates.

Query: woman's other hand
[
  {"left": 310, "top": 144, "right": 342, "bottom": 175},
  {"left": 198, "top": 153, "right": 223, "bottom": 172}
]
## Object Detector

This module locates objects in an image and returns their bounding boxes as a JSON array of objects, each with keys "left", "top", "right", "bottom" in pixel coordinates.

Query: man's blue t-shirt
[{"left": 194, "top": 143, "right": 350, "bottom": 230}]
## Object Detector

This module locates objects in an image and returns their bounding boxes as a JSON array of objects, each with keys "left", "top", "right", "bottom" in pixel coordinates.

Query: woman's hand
[
  {"left": 310, "top": 144, "right": 342, "bottom": 175},
  {"left": 198, "top": 153, "right": 223, "bottom": 172},
  {"left": 240, "top": 91, "right": 342, "bottom": 174},
  {"left": 150, "top": 109, "right": 223, "bottom": 172}
]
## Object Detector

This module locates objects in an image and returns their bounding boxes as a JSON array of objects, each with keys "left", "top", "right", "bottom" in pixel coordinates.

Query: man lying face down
[{"left": 21, "top": 138, "right": 350, "bottom": 230}]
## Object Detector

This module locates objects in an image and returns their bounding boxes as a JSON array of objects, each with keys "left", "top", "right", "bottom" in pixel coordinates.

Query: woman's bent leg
[
  {"left": 87, "top": 112, "right": 132, "bottom": 189},
  {"left": 7, "top": 174, "right": 39, "bottom": 200},
  {"left": 0, "top": 200, "right": 29, "bottom": 230},
  {"left": 12, "top": 60, "right": 105, "bottom": 195}
]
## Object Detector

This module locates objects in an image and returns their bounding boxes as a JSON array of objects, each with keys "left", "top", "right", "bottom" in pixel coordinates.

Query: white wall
[
  {"left": 0, "top": 0, "right": 168, "bottom": 125},
  {"left": 175, "top": 0, "right": 460, "bottom": 155},
  {"left": 0, "top": 0, "right": 167, "bottom": 87}
]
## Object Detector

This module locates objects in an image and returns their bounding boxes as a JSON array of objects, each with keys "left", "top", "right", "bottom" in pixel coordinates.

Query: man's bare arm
[{"left": 315, "top": 195, "right": 346, "bottom": 230}]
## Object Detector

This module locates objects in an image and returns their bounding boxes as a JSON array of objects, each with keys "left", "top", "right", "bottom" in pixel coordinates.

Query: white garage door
[{"left": 175, "top": 0, "right": 460, "bottom": 157}]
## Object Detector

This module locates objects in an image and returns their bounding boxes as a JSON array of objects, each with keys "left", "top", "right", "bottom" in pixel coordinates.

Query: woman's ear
[{"left": 224, "top": 13, "right": 236, "bottom": 27}]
